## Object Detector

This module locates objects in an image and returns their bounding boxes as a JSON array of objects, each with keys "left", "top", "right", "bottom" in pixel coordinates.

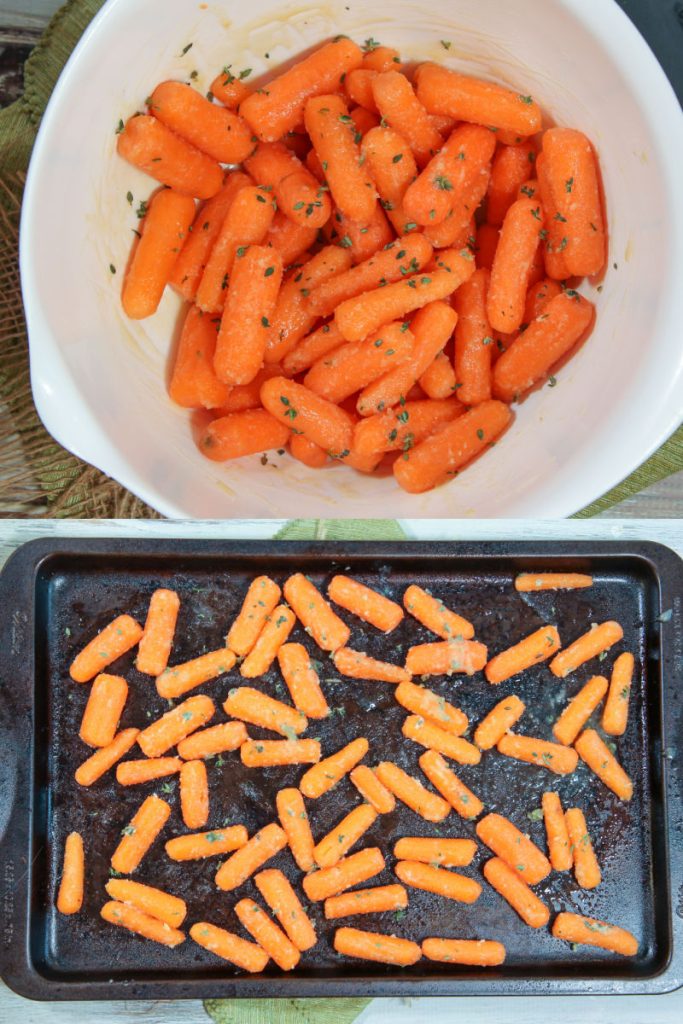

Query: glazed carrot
[
  {"left": 515, "top": 572, "right": 593, "bottom": 592},
  {"left": 304, "top": 95, "right": 377, "bottom": 223},
  {"left": 517, "top": 178, "right": 539, "bottom": 200},
  {"left": 552, "top": 912, "right": 638, "bottom": 956},
  {"left": 137, "top": 695, "right": 215, "bottom": 757},
  {"left": 213, "top": 364, "right": 285, "bottom": 415},
  {"left": 327, "top": 575, "right": 403, "bottom": 633},
  {"left": 75, "top": 728, "right": 140, "bottom": 787},
  {"left": 402, "top": 124, "right": 496, "bottom": 226},
  {"left": 245, "top": 142, "right": 331, "bottom": 228},
  {"left": 214, "top": 246, "right": 283, "bottom": 386},
  {"left": 486, "top": 197, "right": 543, "bottom": 333},
  {"left": 223, "top": 686, "right": 307, "bottom": 737},
  {"left": 277, "top": 643, "right": 329, "bottom": 719},
  {"left": 349, "top": 104, "right": 380, "bottom": 136},
  {"left": 264, "top": 211, "right": 317, "bottom": 266},
  {"left": 299, "top": 738, "right": 369, "bottom": 799},
  {"left": 150, "top": 80, "right": 252, "bottom": 164},
  {"left": 200, "top": 408, "right": 291, "bottom": 461},
  {"left": 235, "top": 898, "right": 301, "bottom": 971},
  {"left": 403, "top": 715, "right": 481, "bottom": 765},
  {"left": 326, "top": 201, "right": 394, "bottom": 265},
  {"left": 565, "top": 806, "right": 601, "bottom": 889},
  {"left": 334, "top": 926, "right": 421, "bottom": 966},
  {"left": 56, "top": 832, "right": 84, "bottom": 915},
  {"left": 303, "top": 848, "right": 386, "bottom": 902},
  {"left": 196, "top": 186, "right": 276, "bottom": 314},
  {"left": 255, "top": 869, "right": 317, "bottom": 951},
  {"left": 395, "top": 681, "right": 468, "bottom": 735},
  {"left": 325, "top": 884, "right": 407, "bottom": 920},
  {"left": 371, "top": 70, "right": 443, "bottom": 167},
  {"left": 394, "top": 837, "right": 476, "bottom": 867},
  {"left": 405, "top": 638, "right": 488, "bottom": 676},
  {"left": 361, "top": 126, "right": 419, "bottom": 236},
  {"left": 283, "top": 572, "right": 350, "bottom": 652},
  {"left": 602, "top": 652, "right": 635, "bottom": 737},
  {"left": 362, "top": 46, "right": 403, "bottom": 72},
  {"left": 116, "top": 115, "right": 222, "bottom": 198},
  {"left": 422, "top": 180, "right": 483, "bottom": 250},
  {"left": 105, "top": 879, "right": 186, "bottom": 928},
  {"left": 396, "top": 860, "right": 481, "bottom": 903},
  {"left": 521, "top": 278, "right": 563, "bottom": 324},
  {"left": 165, "top": 825, "right": 248, "bottom": 861},
  {"left": 394, "top": 399, "right": 513, "bottom": 493},
  {"left": 422, "top": 937, "right": 506, "bottom": 966},
  {"left": 418, "top": 750, "right": 484, "bottom": 819},
  {"left": 101, "top": 901, "right": 185, "bottom": 947},
  {"left": 541, "top": 791, "right": 572, "bottom": 871},
  {"left": 110, "top": 794, "right": 171, "bottom": 874},
  {"left": 305, "top": 322, "right": 415, "bottom": 404},
  {"left": 483, "top": 858, "right": 549, "bottom": 928},
  {"left": 79, "top": 673, "right": 128, "bottom": 748},
  {"left": 136, "top": 589, "right": 180, "bottom": 676},
  {"left": 314, "top": 804, "right": 379, "bottom": 869},
  {"left": 70, "top": 614, "right": 142, "bottom": 683},
  {"left": 493, "top": 291, "right": 595, "bottom": 402},
  {"left": 227, "top": 575, "right": 281, "bottom": 656},
  {"left": 240, "top": 38, "right": 364, "bottom": 141},
  {"left": 209, "top": 65, "right": 252, "bottom": 109},
  {"left": 282, "top": 322, "right": 345, "bottom": 376},
  {"left": 168, "top": 305, "right": 231, "bottom": 410},
  {"left": 215, "top": 822, "right": 287, "bottom": 891},
  {"left": 574, "top": 729, "right": 633, "bottom": 800},
  {"left": 485, "top": 625, "right": 561, "bottom": 685},
  {"left": 345, "top": 68, "right": 379, "bottom": 111},
  {"left": 550, "top": 621, "right": 623, "bottom": 679},
  {"left": 474, "top": 695, "right": 526, "bottom": 750},
  {"left": 375, "top": 761, "right": 450, "bottom": 821},
  {"left": 334, "top": 647, "right": 410, "bottom": 684},
  {"left": 418, "top": 352, "right": 458, "bottom": 399},
  {"left": 241, "top": 739, "right": 321, "bottom": 767},
  {"left": 476, "top": 813, "right": 551, "bottom": 885},
  {"left": 179, "top": 760, "right": 209, "bottom": 829},
  {"left": 475, "top": 222, "right": 499, "bottom": 270},
  {"left": 116, "top": 757, "right": 183, "bottom": 786},
  {"left": 350, "top": 765, "right": 396, "bottom": 814},
  {"left": 190, "top": 921, "right": 269, "bottom": 970},
  {"left": 497, "top": 733, "right": 578, "bottom": 776},
  {"left": 288, "top": 434, "right": 328, "bottom": 468},
  {"left": 240, "top": 605, "right": 295, "bottom": 678},
  {"left": 487, "top": 142, "right": 537, "bottom": 226},
  {"left": 534, "top": 152, "right": 570, "bottom": 279},
  {"left": 353, "top": 397, "right": 464, "bottom": 456},
  {"left": 403, "top": 583, "right": 474, "bottom": 641},
  {"left": 275, "top": 788, "right": 315, "bottom": 870},
  {"left": 553, "top": 675, "right": 609, "bottom": 746},
  {"left": 156, "top": 648, "right": 236, "bottom": 700},
  {"left": 415, "top": 64, "right": 542, "bottom": 136}
]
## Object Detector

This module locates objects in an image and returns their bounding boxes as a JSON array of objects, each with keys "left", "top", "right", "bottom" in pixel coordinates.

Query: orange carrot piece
[
  {"left": 299, "top": 738, "right": 369, "bottom": 799},
  {"left": 402, "top": 124, "right": 496, "bottom": 226},
  {"left": 474, "top": 695, "right": 526, "bottom": 750},
  {"left": 275, "top": 788, "right": 315, "bottom": 871},
  {"left": 422, "top": 937, "right": 506, "bottom": 966},
  {"left": 283, "top": 322, "right": 345, "bottom": 376},
  {"left": 394, "top": 837, "right": 476, "bottom": 867},
  {"left": 223, "top": 686, "right": 307, "bottom": 737},
  {"left": 212, "top": 366, "right": 286, "bottom": 414},
  {"left": 69, "top": 614, "right": 142, "bottom": 683},
  {"left": 101, "top": 901, "right": 185, "bottom": 947},
  {"left": 326, "top": 201, "right": 394, "bottom": 266},
  {"left": 190, "top": 921, "right": 269, "bottom": 970},
  {"left": 371, "top": 70, "right": 442, "bottom": 167},
  {"left": 402, "top": 715, "right": 481, "bottom": 764},
  {"left": 334, "top": 926, "right": 420, "bottom": 966},
  {"left": 150, "top": 80, "right": 252, "bottom": 164},
  {"left": 360, "top": 125, "right": 419, "bottom": 236},
  {"left": 116, "top": 757, "right": 182, "bottom": 786},
  {"left": 552, "top": 912, "right": 638, "bottom": 956},
  {"left": 334, "top": 647, "right": 410, "bottom": 684},
  {"left": 403, "top": 583, "right": 474, "bottom": 641},
  {"left": 79, "top": 673, "right": 128, "bottom": 748},
  {"left": 350, "top": 102, "right": 380, "bottom": 134},
  {"left": 245, "top": 142, "right": 331, "bottom": 228},
  {"left": 534, "top": 152, "right": 570, "bottom": 279},
  {"left": 375, "top": 761, "right": 450, "bottom": 821},
  {"left": 565, "top": 806, "right": 601, "bottom": 889},
  {"left": 241, "top": 739, "right": 320, "bottom": 767},
  {"left": 476, "top": 813, "right": 551, "bottom": 885},
  {"left": 240, "top": 605, "right": 295, "bottom": 678},
  {"left": 156, "top": 648, "right": 235, "bottom": 700},
  {"left": 327, "top": 575, "right": 403, "bottom": 633},
  {"left": 165, "top": 825, "right": 248, "bottom": 861},
  {"left": 487, "top": 195, "right": 544, "bottom": 333},
  {"left": 515, "top": 572, "right": 593, "bottom": 592},
  {"left": 235, "top": 897, "right": 301, "bottom": 971},
  {"left": 227, "top": 575, "right": 281, "bottom": 656},
  {"left": 415, "top": 64, "right": 542, "bottom": 136},
  {"left": 325, "top": 884, "right": 407, "bottom": 920},
  {"left": 179, "top": 760, "right": 209, "bottom": 829},
  {"left": 550, "top": 621, "right": 623, "bottom": 679},
  {"left": 497, "top": 733, "right": 578, "bottom": 776},
  {"left": 483, "top": 858, "right": 549, "bottom": 928},
  {"left": 283, "top": 572, "right": 350, "bottom": 652},
  {"left": 475, "top": 222, "right": 499, "bottom": 270},
  {"left": 395, "top": 860, "right": 481, "bottom": 904},
  {"left": 215, "top": 822, "right": 287, "bottom": 891},
  {"left": 136, "top": 589, "right": 180, "bottom": 676},
  {"left": 418, "top": 750, "right": 484, "bottom": 820},
  {"left": 110, "top": 794, "right": 171, "bottom": 874},
  {"left": 362, "top": 46, "right": 403, "bottom": 72},
  {"left": 521, "top": 278, "right": 563, "bottom": 323},
  {"left": 602, "top": 652, "right": 635, "bottom": 737},
  {"left": 199, "top": 409, "right": 291, "bottom": 461},
  {"left": 209, "top": 66, "right": 252, "bottom": 110},
  {"left": 485, "top": 625, "right": 561, "bottom": 685},
  {"left": 137, "top": 695, "right": 215, "bottom": 757},
  {"left": 277, "top": 643, "right": 329, "bottom": 718},
  {"left": 553, "top": 675, "right": 609, "bottom": 746},
  {"left": 304, "top": 95, "right": 377, "bottom": 223},
  {"left": 314, "top": 804, "right": 378, "bottom": 868},
  {"left": 303, "top": 848, "right": 386, "bottom": 902},
  {"left": 75, "top": 728, "right": 140, "bottom": 787},
  {"left": 542, "top": 791, "right": 572, "bottom": 871},
  {"left": 254, "top": 869, "right": 317, "bottom": 951},
  {"left": 116, "top": 115, "right": 222, "bottom": 198},
  {"left": 418, "top": 352, "right": 458, "bottom": 400},
  {"left": 304, "top": 321, "right": 415, "bottom": 404},
  {"left": 214, "top": 246, "right": 283, "bottom": 386},
  {"left": 168, "top": 305, "right": 231, "bottom": 410},
  {"left": 264, "top": 211, "right": 317, "bottom": 266},
  {"left": 56, "top": 832, "right": 84, "bottom": 915},
  {"left": 353, "top": 397, "right": 464, "bottom": 456},
  {"left": 288, "top": 434, "right": 328, "bottom": 468},
  {"left": 487, "top": 142, "right": 537, "bottom": 226},
  {"left": 395, "top": 681, "right": 468, "bottom": 735},
  {"left": 422, "top": 178, "right": 484, "bottom": 250},
  {"left": 394, "top": 399, "right": 513, "bottom": 493},
  {"left": 349, "top": 765, "right": 396, "bottom": 814},
  {"left": 574, "top": 729, "right": 633, "bottom": 800},
  {"left": 240, "top": 38, "right": 364, "bottom": 142},
  {"left": 345, "top": 68, "right": 378, "bottom": 111},
  {"left": 105, "top": 879, "right": 186, "bottom": 928},
  {"left": 405, "top": 638, "right": 488, "bottom": 677}
]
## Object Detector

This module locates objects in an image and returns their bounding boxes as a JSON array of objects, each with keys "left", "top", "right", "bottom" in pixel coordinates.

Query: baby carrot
[
  {"left": 405, "top": 638, "right": 488, "bottom": 676},
  {"left": 474, "top": 695, "right": 526, "bottom": 750},
  {"left": 350, "top": 766, "right": 396, "bottom": 814},
  {"left": 277, "top": 644, "right": 329, "bottom": 719},
  {"left": 476, "top": 813, "right": 551, "bottom": 885},
  {"left": 371, "top": 70, "right": 443, "bottom": 167},
  {"left": 283, "top": 572, "right": 350, "bottom": 652},
  {"left": 105, "top": 879, "right": 186, "bottom": 928},
  {"left": 402, "top": 124, "right": 496, "bottom": 226},
  {"left": 327, "top": 575, "right": 403, "bottom": 634},
  {"left": 56, "top": 832, "right": 84, "bottom": 915},
  {"left": 485, "top": 625, "right": 561, "bottom": 685},
  {"left": 483, "top": 858, "right": 549, "bottom": 928},
  {"left": 260, "top": 376, "right": 354, "bottom": 457},
  {"left": 235, "top": 898, "right": 301, "bottom": 971},
  {"left": 110, "top": 794, "right": 171, "bottom": 874},
  {"left": 515, "top": 572, "right": 593, "bottom": 591},
  {"left": 475, "top": 222, "right": 499, "bottom": 270},
  {"left": 403, "top": 715, "right": 481, "bottom": 764},
  {"left": 345, "top": 68, "right": 379, "bottom": 111},
  {"left": 137, "top": 695, "right": 215, "bottom": 757},
  {"left": 550, "top": 621, "right": 623, "bottom": 679},
  {"left": 79, "top": 673, "right": 128, "bottom": 748},
  {"left": 394, "top": 837, "right": 476, "bottom": 867},
  {"left": 69, "top": 614, "right": 142, "bottom": 683},
  {"left": 403, "top": 583, "right": 474, "bottom": 641},
  {"left": 165, "top": 825, "right": 248, "bottom": 861},
  {"left": 395, "top": 860, "right": 481, "bottom": 904},
  {"left": 334, "top": 926, "right": 421, "bottom": 966},
  {"left": 101, "top": 901, "right": 185, "bottom": 947},
  {"left": 488, "top": 142, "right": 537, "bottom": 226},
  {"left": 156, "top": 648, "right": 236, "bottom": 700},
  {"left": 209, "top": 65, "right": 252, "bottom": 110},
  {"left": 215, "top": 822, "right": 287, "bottom": 891},
  {"left": 276, "top": 788, "right": 315, "bottom": 870},
  {"left": 116, "top": 115, "right": 222, "bottom": 198},
  {"left": 223, "top": 686, "right": 307, "bottom": 737},
  {"left": 289, "top": 434, "right": 328, "bottom": 468},
  {"left": 493, "top": 291, "right": 595, "bottom": 403},
  {"left": 375, "top": 761, "right": 450, "bottom": 821},
  {"left": 522, "top": 277, "right": 563, "bottom": 323},
  {"left": 574, "top": 729, "right": 633, "bottom": 800},
  {"left": 542, "top": 791, "right": 572, "bottom": 871},
  {"left": 150, "top": 81, "right": 252, "bottom": 164},
  {"left": 418, "top": 750, "right": 484, "bottom": 819},
  {"left": 565, "top": 806, "right": 601, "bottom": 888},
  {"left": 415, "top": 64, "right": 542, "bottom": 136},
  {"left": 255, "top": 869, "right": 317, "bottom": 951},
  {"left": 497, "top": 733, "right": 578, "bottom": 776},
  {"left": 240, "top": 37, "right": 364, "bottom": 142},
  {"left": 303, "top": 848, "right": 386, "bottom": 902},
  {"left": 353, "top": 397, "right": 464, "bottom": 456},
  {"left": 334, "top": 647, "right": 410, "bottom": 684},
  {"left": 300, "top": 738, "right": 369, "bottom": 799},
  {"left": 227, "top": 575, "right": 281, "bottom": 656},
  {"left": 241, "top": 739, "right": 321, "bottom": 767},
  {"left": 395, "top": 680, "right": 468, "bottom": 735},
  {"left": 304, "top": 322, "right": 415, "bottom": 404},
  {"left": 602, "top": 652, "right": 635, "bottom": 737},
  {"left": 240, "top": 605, "right": 295, "bottom": 678},
  {"left": 535, "top": 152, "right": 570, "bottom": 279},
  {"left": 314, "top": 804, "right": 378, "bottom": 868},
  {"left": 212, "top": 365, "right": 284, "bottom": 415},
  {"left": 552, "top": 913, "right": 638, "bottom": 956},
  {"left": 304, "top": 95, "right": 377, "bottom": 224},
  {"left": 553, "top": 675, "right": 609, "bottom": 746},
  {"left": 487, "top": 197, "right": 543, "bottom": 333},
  {"left": 75, "top": 728, "right": 139, "bottom": 787},
  {"left": 419, "top": 352, "right": 458, "bottom": 400},
  {"left": 360, "top": 125, "right": 419, "bottom": 236},
  {"left": 116, "top": 757, "right": 183, "bottom": 786},
  {"left": 422, "top": 937, "right": 506, "bottom": 966},
  {"left": 362, "top": 45, "right": 403, "bottom": 72},
  {"left": 325, "top": 201, "right": 394, "bottom": 265},
  {"left": 214, "top": 246, "right": 283, "bottom": 386},
  {"left": 190, "top": 921, "right": 269, "bottom": 970},
  {"left": 136, "top": 589, "right": 179, "bottom": 677},
  {"left": 325, "top": 884, "right": 407, "bottom": 920},
  {"left": 180, "top": 760, "right": 209, "bottom": 829},
  {"left": 264, "top": 211, "right": 317, "bottom": 266},
  {"left": 282, "top": 322, "right": 345, "bottom": 376},
  {"left": 168, "top": 305, "right": 231, "bottom": 410},
  {"left": 245, "top": 142, "right": 332, "bottom": 228},
  {"left": 394, "top": 399, "right": 513, "bottom": 493}
]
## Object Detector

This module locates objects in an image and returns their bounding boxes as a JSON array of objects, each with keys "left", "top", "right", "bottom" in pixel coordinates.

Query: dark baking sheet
[{"left": 0, "top": 538, "right": 681, "bottom": 1000}]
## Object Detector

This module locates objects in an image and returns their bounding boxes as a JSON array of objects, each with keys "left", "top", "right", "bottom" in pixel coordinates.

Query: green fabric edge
[{"left": 204, "top": 998, "right": 372, "bottom": 1024}]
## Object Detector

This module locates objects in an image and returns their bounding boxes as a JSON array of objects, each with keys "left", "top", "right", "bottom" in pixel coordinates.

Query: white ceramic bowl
[{"left": 21, "top": 0, "right": 683, "bottom": 518}]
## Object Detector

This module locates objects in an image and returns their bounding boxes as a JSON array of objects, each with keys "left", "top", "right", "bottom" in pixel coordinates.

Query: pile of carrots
[
  {"left": 115, "top": 35, "right": 605, "bottom": 493},
  {"left": 56, "top": 568, "right": 638, "bottom": 970}
]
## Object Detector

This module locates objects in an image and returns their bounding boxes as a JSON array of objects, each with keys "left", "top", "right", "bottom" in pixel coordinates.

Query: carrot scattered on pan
[
  {"left": 277, "top": 643, "right": 330, "bottom": 719},
  {"left": 497, "top": 733, "right": 578, "bottom": 776},
  {"left": 235, "top": 897, "right": 301, "bottom": 971},
  {"left": 574, "top": 729, "right": 633, "bottom": 801},
  {"left": 69, "top": 614, "right": 142, "bottom": 683},
  {"left": 156, "top": 648, "right": 236, "bottom": 699},
  {"left": 314, "top": 804, "right": 379, "bottom": 869},
  {"left": 227, "top": 575, "right": 282, "bottom": 657},
  {"left": 150, "top": 80, "right": 253, "bottom": 164},
  {"left": 179, "top": 760, "right": 209, "bottom": 830},
  {"left": 261, "top": 377, "right": 354, "bottom": 465},
  {"left": 418, "top": 750, "right": 484, "bottom": 820},
  {"left": 304, "top": 95, "right": 377, "bottom": 224},
  {"left": 304, "top": 321, "right": 415, "bottom": 404},
  {"left": 240, "top": 605, "right": 296, "bottom": 678},
  {"left": 487, "top": 197, "right": 543, "bottom": 334},
  {"left": 303, "top": 847, "right": 386, "bottom": 902},
  {"left": 283, "top": 572, "right": 351, "bottom": 652},
  {"left": 353, "top": 397, "right": 464, "bottom": 456},
  {"left": 405, "top": 638, "right": 488, "bottom": 677},
  {"left": 551, "top": 912, "right": 638, "bottom": 956},
  {"left": 394, "top": 680, "right": 468, "bottom": 735},
  {"left": 483, "top": 858, "right": 549, "bottom": 929},
  {"left": 553, "top": 675, "right": 609, "bottom": 746},
  {"left": 214, "top": 246, "right": 283, "bottom": 386},
  {"left": 327, "top": 575, "right": 403, "bottom": 633},
  {"left": 485, "top": 625, "right": 561, "bottom": 684},
  {"left": 299, "top": 737, "right": 369, "bottom": 799},
  {"left": 105, "top": 879, "right": 186, "bottom": 928},
  {"left": 177, "top": 721, "right": 248, "bottom": 761},
  {"left": 371, "top": 70, "right": 443, "bottom": 168},
  {"left": 190, "top": 921, "right": 269, "bottom": 971},
  {"left": 165, "top": 825, "right": 248, "bottom": 861},
  {"left": 167, "top": 305, "right": 231, "bottom": 410},
  {"left": 334, "top": 926, "right": 421, "bottom": 966},
  {"left": 110, "top": 794, "right": 171, "bottom": 874},
  {"left": 395, "top": 860, "right": 482, "bottom": 904},
  {"left": 541, "top": 791, "right": 572, "bottom": 872},
  {"left": 374, "top": 760, "right": 450, "bottom": 822},
  {"left": 325, "top": 884, "right": 407, "bottom": 920},
  {"left": 275, "top": 787, "right": 315, "bottom": 871},
  {"left": 136, "top": 589, "right": 180, "bottom": 677},
  {"left": 402, "top": 715, "right": 481, "bottom": 765},
  {"left": 254, "top": 869, "right": 317, "bottom": 952},
  {"left": 476, "top": 813, "right": 551, "bottom": 885},
  {"left": 415, "top": 64, "right": 543, "bottom": 136},
  {"left": 403, "top": 583, "right": 474, "bottom": 641},
  {"left": 602, "top": 652, "right": 635, "bottom": 737},
  {"left": 74, "top": 728, "right": 140, "bottom": 787},
  {"left": 422, "top": 937, "right": 506, "bottom": 966},
  {"left": 474, "top": 695, "right": 526, "bottom": 750},
  {"left": 349, "top": 765, "right": 396, "bottom": 814},
  {"left": 549, "top": 621, "right": 623, "bottom": 678},
  {"left": 333, "top": 647, "right": 410, "bottom": 684},
  {"left": 223, "top": 686, "right": 307, "bottom": 738},
  {"left": 137, "top": 694, "right": 215, "bottom": 757},
  {"left": 514, "top": 573, "right": 593, "bottom": 592},
  {"left": 245, "top": 142, "right": 332, "bottom": 228},
  {"left": 394, "top": 837, "right": 477, "bottom": 867},
  {"left": 116, "top": 757, "right": 183, "bottom": 786},
  {"left": 79, "top": 673, "right": 128, "bottom": 749},
  {"left": 56, "top": 832, "right": 84, "bottom": 915},
  {"left": 241, "top": 738, "right": 321, "bottom": 767},
  {"left": 101, "top": 900, "right": 185, "bottom": 947},
  {"left": 117, "top": 115, "right": 223, "bottom": 198},
  {"left": 565, "top": 806, "right": 601, "bottom": 889},
  {"left": 215, "top": 822, "right": 288, "bottom": 891}
]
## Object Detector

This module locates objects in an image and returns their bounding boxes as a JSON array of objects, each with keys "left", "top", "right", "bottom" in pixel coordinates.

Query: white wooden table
[{"left": 1, "top": 517, "right": 681, "bottom": 1024}]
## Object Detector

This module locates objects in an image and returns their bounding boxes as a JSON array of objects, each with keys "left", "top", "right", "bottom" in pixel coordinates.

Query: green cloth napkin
[{"left": 205, "top": 999, "right": 371, "bottom": 1024}]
